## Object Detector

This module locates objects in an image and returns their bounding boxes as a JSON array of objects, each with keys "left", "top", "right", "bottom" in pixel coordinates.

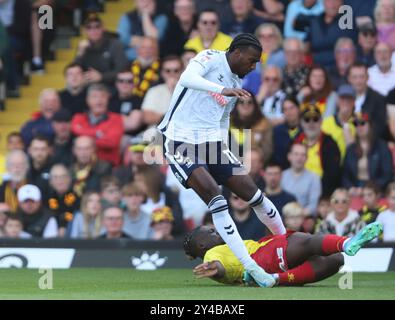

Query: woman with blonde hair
[
  {"left": 375, "top": 0, "right": 395, "bottom": 50},
  {"left": 69, "top": 191, "right": 103, "bottom": 238}
]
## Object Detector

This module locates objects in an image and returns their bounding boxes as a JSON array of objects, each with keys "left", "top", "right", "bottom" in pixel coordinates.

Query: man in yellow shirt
[
  {"left": 184, "top": 9, "right": 233, "bottom": 53},
  {"left": 295, "top": 103, "right": 342, "bottom": 197},
  {"left": 186, "top": 223, "right": 382, "bottom": 286},
  {"left": 322, "top": 84, "right": 357, "bottom": 161}
]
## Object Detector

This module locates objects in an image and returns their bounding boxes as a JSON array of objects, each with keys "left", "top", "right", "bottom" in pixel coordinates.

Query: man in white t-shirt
[
  {"left": 158, "top": 34, "right": 286, "bottom": 288},
  {"left": 368, "top": 42, "right": 395, "bottom": 96}
]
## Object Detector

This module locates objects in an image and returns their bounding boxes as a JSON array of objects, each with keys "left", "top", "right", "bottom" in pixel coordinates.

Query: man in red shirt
[{"left": 71, "top": 84, "right": 124, "bottom": 166}]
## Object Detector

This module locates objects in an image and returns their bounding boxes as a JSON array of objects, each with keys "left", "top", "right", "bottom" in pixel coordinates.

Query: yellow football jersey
[{"left": 203, "top": 239, "right": 273, "bottom": 284}]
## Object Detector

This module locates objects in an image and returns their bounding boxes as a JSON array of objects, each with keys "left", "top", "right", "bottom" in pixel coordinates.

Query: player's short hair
[
  {"left": 228, "top": 33, "right": 262, "bottom": 53},
  {"left": 183, "top": 226, "right": 205, "bottom": 260}
]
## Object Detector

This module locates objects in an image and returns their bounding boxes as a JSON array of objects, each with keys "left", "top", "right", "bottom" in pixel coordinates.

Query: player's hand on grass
[
  {"left": 193, "top": 262, "right": 219, "bottom": 279},
  {"left": 221, "top": 88, "right": 251, "bottom": 99}
]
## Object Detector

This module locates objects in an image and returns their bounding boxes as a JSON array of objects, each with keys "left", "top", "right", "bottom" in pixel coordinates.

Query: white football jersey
[{"left": 157, "top": 50, "right": 242, "bottom": 144}]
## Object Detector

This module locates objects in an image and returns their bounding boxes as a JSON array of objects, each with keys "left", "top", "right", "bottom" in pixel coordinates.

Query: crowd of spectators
[{"left": 1, "top": 0, "right": 395, "bottom": 243}]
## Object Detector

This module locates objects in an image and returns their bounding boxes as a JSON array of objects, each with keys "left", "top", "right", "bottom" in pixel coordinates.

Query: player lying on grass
[{"left": 184, "top": 222, "right": 383, "bottom": 286}]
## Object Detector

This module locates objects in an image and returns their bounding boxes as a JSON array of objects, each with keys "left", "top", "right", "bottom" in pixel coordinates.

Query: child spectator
[
  {"left": 359, "top": 181, "right": 387, "bottom": 224},
  {"left": 150, "top": 206, "right": 174, "bottom": 240},
  {"left": 313, "top": 195, "right": 332, "bottom": 233},
  {"left": 2, "top": 215, "right": 31, "bottom": 238},
  {"left": 100, "top": 176, "right": 124, "bottom": 210},
  {"left": 282, "top": 202, "right": 305, "bottom": 232},
  {"left": 69, "top": 191, "right": 103, "bottom": 239},
  {"left": 122, "top": 182, "right": 153, "bottom": 240},
  {"left": 376, "top": 182, "right": 395, "bottom": 242}
]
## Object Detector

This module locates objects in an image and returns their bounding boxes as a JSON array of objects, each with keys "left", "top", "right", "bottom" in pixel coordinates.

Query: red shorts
[{"left": 250, "top": 231, "right": 294, "bottom": 274}]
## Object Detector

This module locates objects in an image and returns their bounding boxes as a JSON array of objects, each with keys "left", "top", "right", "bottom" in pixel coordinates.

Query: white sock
[
  {"left": 209, "top": 195, "right": 255, "bottom": 268},
  {"left": 32, "top": 57, "right": 42, "bottom": 65},
  {"left": 248, "top": 190, "right": 286, "bottom": 235}
]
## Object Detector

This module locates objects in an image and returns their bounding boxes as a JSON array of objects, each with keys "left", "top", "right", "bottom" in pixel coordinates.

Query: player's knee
[
  {"left": 332, "top": 253, "right": 345, "bottom": 269},
  {"left": 327, "top": 253, "right": 344, "bottom": 273}
]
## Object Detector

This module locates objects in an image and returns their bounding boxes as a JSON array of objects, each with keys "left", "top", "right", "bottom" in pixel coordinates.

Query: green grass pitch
[{"left": 0, "top": 269, "right": 394, "bottom": 300}]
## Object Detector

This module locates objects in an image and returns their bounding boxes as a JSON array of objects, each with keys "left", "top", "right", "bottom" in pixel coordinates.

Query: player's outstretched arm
[{"left": 193, "top": 261, "right": 225, "bottom": 280}]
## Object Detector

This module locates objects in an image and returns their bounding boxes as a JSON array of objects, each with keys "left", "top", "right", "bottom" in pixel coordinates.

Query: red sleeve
[
  {"left": 94, "top": 113, "right": 124, "bottom": 150},
  {"left": 71, "top": 113, "right": 97, "bottom": 137}
]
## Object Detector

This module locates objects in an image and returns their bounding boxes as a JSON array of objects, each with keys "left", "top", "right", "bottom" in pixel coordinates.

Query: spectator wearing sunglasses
[
  {"left": 322, "top": 84, "right": 357, "bottom": 161},
  {"left": 357, "top": 23, "right": 378, "bottom": 67},
  {"left": 317, "top": 188, "right": 364, "bottom": 237},
  {"left": 184, "top": 9, "right": 233, "bottom": 53},
  {"left": 142, "top": 55, "right": 184, "bottom": 126},
  {"left": 295, "top": 103, "right": 341, "bottom": 197},
  {"left": 109, "top": 70, "right": 144, "bottom": 137},
  {"left": 342, "top": 112, "right": 393, "bottom": 196}
]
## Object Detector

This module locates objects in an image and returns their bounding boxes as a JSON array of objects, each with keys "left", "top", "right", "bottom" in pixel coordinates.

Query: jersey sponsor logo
[
  {"left": 208, "top": 91, "right": 227, "bottom": 106},
  {"left": 276, "top": 247, "right": 287, "bottom": 272}
]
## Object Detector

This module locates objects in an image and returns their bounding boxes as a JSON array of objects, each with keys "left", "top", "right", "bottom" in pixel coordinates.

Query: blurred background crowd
[{"left": 1, "top": 0, "right": 395, "bottom": 243}]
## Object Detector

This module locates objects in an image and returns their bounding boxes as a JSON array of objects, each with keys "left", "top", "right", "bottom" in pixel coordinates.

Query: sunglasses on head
[{"left": 303, "top": 116, "right": 320, "bottom": 123}]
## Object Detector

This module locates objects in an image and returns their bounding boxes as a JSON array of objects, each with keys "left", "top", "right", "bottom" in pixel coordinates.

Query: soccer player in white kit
[{"left": 158, "top": 34, "right": 286, "bottom": 287}]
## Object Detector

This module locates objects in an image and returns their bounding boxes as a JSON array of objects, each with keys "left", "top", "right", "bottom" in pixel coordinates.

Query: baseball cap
[
  {"left": 337, "top": 84, "right": 356, "bottom": 99},
  {"left": 300, "top": 103, "right": 321, "bottom": 119},
  {"left": 128, "top": 135, "right": 148, "bottom": 153},
  {"left": 52, "top": 109, "right": 72, "bottom": 122},
  {"left": 17, "top": 184, "right": 41, "bottom": 202}
]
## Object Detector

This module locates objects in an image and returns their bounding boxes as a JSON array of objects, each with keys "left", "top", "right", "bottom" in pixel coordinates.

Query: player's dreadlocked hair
[
  {"left": 228, "top": 33, "right": 262, "bottom": 53},
  {"left": 183, "top": 227, "right": 203, "bottom": 260}
]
